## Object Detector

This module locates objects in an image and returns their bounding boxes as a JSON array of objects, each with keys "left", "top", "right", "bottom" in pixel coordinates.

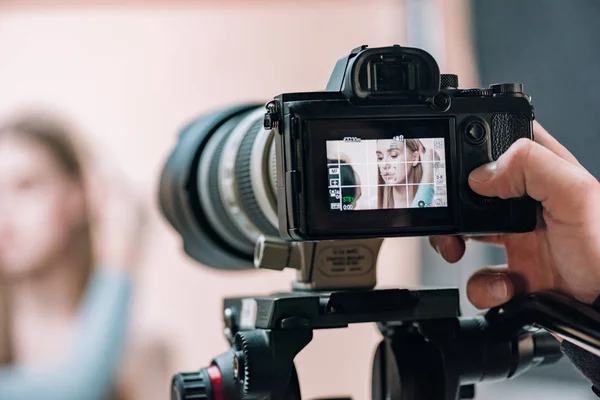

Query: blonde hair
[{"left": 377, "top": 139, "right": 422, "bottom": 209}]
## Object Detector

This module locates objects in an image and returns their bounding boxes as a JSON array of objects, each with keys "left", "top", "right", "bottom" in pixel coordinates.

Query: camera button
[
  {"left": 432, "top": 92, "right": 451, "bottom": 111},
  {"left": 465, "top": 121, "right": 487, "bottom": 145}
]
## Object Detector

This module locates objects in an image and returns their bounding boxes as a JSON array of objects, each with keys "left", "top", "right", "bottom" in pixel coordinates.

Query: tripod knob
[{"left": 171, "top": 366, "right": 224, "bottom": 400}]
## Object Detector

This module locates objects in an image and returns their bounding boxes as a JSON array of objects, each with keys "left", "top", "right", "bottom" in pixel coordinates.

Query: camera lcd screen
[
  {"left": 302, "top": 117, "right": 454, "bottom": 237},
  {"left": 326, "top": 137, "right": 448, "bottom": 211}
]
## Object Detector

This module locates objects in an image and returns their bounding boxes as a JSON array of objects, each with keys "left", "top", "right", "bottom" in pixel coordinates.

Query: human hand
[
  {"left": 430, "top": 121, "right": 600, "bottom": 308},
  {"left": 88, "top": 166, "right": 146, "bottom": 273}
]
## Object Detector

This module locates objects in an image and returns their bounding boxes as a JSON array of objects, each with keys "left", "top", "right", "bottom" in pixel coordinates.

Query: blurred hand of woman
[
  {"left": 429, "top": 122, "right": 600, "bottom": 308},
  {"left": 88, "top": 169, "right": 146, "bottom": 273}
]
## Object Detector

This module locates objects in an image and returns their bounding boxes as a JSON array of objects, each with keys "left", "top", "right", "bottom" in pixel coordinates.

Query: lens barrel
[{"left": 158, "top": 104, "right": 278, "bottom": 269}]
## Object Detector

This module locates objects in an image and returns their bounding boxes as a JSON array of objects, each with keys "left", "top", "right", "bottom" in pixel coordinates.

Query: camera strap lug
[{"left": 264, "top": 100, "right": 281, "bottom": 130}]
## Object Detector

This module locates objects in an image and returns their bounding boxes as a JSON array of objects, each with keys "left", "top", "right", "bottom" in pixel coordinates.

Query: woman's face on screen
[{"left": 376, "top": 140, "right": 411, "bottom": 184}]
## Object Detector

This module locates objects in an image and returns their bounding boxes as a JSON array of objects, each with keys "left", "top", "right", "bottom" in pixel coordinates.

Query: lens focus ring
[
  {"left": 235, "top": 119, "right": 279, "bottom": 237},
  {"left": 205, "top": 116, "right": 256, "bottom": 254}
]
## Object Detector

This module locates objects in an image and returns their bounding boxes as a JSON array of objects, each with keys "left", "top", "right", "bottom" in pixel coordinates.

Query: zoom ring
[
  {"left": 235, "top": 119, "right": 279, "bottom": 237},
  {"left": 208, "top": 126, "right": 256, "bottom": 251}
]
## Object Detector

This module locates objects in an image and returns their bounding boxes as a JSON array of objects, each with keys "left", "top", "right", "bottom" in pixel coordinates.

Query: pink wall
[{"left": 0, "top": 1, "right": 476, "bottom": 398}]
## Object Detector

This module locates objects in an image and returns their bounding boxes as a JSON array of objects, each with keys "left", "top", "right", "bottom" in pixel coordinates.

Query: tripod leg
[{"left": 276, "top": 363, "right": 301, "bottom": 400}]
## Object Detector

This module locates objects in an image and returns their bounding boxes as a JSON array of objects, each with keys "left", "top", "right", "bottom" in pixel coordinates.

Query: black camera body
[{"left": 266, "top": 45, "right": 537, "bottom": 241}]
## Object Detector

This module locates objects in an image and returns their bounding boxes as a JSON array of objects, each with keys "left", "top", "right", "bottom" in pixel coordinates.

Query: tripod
[{"left": 171, "top": 238, "right": 600, "bottom": 400}]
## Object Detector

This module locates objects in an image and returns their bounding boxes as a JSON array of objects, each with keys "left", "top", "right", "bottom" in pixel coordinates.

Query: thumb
[
  {"left": 468, "top": 138, "right": 597, "bottom": 224},
  {"left": 467, "top": 266, "right": 518, "bottom": 309}
]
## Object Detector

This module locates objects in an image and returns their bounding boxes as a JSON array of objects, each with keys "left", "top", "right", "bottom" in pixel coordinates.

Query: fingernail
[
  {"left": 487, "top": 279, "right": 508, "bottom": 300},
  {"left": 469, "top": 162, "right": 497, "bottom": 183}
]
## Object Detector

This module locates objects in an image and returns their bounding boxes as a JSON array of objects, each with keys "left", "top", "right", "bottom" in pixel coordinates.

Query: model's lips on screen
[{"left": 382, "top": 172, "right": 394, "bottom": 178}]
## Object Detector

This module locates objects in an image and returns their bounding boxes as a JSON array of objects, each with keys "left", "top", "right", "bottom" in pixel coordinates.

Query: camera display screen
[{"left": 326, "top": 136, "right": 448, "bottom": 211}]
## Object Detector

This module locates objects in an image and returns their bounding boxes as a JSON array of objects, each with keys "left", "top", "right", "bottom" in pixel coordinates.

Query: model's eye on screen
[{"left": 326, "top": 137, "right": 447, "bottom": 211}]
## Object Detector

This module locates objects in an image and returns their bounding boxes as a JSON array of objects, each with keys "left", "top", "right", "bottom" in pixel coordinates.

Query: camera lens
[
  {"left": 159, "top": 105, "right": 279, "bottom": 269},
  {"left": 465, "top": 121, "right": 487, "bottom": 144}
]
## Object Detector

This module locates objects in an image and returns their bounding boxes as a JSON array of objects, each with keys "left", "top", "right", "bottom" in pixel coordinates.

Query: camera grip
[{"left": 490, "top": 113, "right": 531, "bottom": 160}]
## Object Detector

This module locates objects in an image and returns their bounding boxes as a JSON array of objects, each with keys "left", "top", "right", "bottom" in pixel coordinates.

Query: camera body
[{"left": 266, "top": 45, "right": 537, "bottom": 241}]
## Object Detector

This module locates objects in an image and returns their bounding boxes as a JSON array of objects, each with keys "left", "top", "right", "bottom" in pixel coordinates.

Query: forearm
[{"left": 0, "top": 269, "right": 132, "bottom": 400}]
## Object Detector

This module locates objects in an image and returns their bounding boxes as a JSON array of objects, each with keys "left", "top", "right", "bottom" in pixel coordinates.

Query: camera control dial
[
  {"left": 440, "top": 74, "right": 459, "bottom": 88},
  {"left": 457, "top": 89, "right": 493, "bottom": 97},
  {"left": 490, "top": 83, "right": 524, "bottom": 96}
]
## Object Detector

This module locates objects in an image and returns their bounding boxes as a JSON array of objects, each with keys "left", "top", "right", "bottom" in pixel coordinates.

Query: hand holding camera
[{"left": 431, "top": 121, "right": 600, "bottom": 308}]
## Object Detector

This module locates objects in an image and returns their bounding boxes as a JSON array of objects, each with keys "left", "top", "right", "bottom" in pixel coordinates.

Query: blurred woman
[
  {"left": 376, "top": 138, "right": 434, "bottom": 209},
  {"left": 0, "top": 113, "right": 169, "bottom": 399}
]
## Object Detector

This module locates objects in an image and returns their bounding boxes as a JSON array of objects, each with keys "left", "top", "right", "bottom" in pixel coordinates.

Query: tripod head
[{"left": 170, "top": 237, "right": 600, "bottom": 400}]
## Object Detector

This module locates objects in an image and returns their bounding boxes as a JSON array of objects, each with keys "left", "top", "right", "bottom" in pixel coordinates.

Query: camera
[
  {"left": 158, "top": 44, "right": 537, "bottom": 271},
  {"left": 268, "top": 44, "right": 537, "bottom": 241},
  {"left": 159, "top": 45, "right": 600, "bottom": 400}
]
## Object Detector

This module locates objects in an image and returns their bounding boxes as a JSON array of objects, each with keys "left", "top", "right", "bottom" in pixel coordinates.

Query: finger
[
  {"left": 466, "top": 266, "right": 519, "bottom": 309},
  {"left": 533, "top": 121, "right": 582, "bottom": 167},
  {"left": 429, "top": 235, "right": 466, "bottom": 263},
  {"left": 468, "top": 138, "right": 599, "bottom": 225}
]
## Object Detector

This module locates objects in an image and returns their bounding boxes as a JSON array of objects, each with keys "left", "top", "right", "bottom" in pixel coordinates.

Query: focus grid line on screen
[
  {"left": 326, "top": 161, "right": 438, "bottom": 166},
  {"left": 433, "top": 139, "right": 437, "bottom": 207},
  {"left": 338, "top": 141, "right": 341, "bottom": 211},
  {"left": 335, "top": 184, "right": 428, "bottom": 187},
  {"left": 404, "top": 140, "right": 409, "bottom": 208},
  {"left": 365, "top": 138, "right": 370, "bottom": 210}
]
